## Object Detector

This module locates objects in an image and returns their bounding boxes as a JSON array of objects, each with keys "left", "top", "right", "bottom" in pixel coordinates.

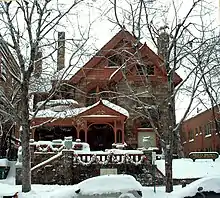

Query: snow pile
[
  {"left": 171, "top": 176, "right": 220, "bottom": 198},
  {"left": 105, "top": 149, "right": 143, "bottom": 155},
  {"left": 156, "top": 157, "right": 220, "bottom": 179},
  {"left": 30, "top": 140, "right": 90, "bottom": 153},
  {"left": 75, "top": 174, "right": 142, "bottom": 195}
]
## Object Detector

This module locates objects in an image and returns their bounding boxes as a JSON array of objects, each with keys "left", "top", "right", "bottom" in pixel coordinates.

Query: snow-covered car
[
  {"left": 74, "top": 174, "right": 143, "bottom": 198},
  {"left": 171, "top": 176, "right": 220, "bottom": 198}
]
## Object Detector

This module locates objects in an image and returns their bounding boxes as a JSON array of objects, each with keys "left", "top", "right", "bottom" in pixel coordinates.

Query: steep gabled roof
[
  {"left": 69, "top": 29, "right": 182, "bottom": 86},
  {"left": 69, "top": 29, "right": 140, "bottom": 84}
]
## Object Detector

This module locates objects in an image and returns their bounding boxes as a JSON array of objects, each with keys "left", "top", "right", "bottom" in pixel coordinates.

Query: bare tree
[
  {"left": 105, "top": 0, "right": 217, "bottom": 192},
  {"left": 0, "top": 0, "right": 92, "bottom": 192}
]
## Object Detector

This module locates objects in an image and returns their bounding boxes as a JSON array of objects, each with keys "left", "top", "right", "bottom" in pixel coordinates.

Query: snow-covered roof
[
  {"left": 156, "top": 157, "right": 220, "bottom": 179},
  {"left": 36, "top": 99, "right": 79, "bottom": 108},
  {"left": 34, "top": 107, "right": 87, "bottom": 118},
  {"left": 76, "top": 174, "right": 142, "bottom": 195},
  {"left": 34, "top": 99, "right": 129, "bottom": 118},
  {"left": 101, "top": 99, "right": 129, "bottom": 117}
]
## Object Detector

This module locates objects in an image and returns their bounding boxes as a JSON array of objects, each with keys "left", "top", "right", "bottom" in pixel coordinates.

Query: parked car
[
  {"left": 171, "top": 176, "right": 220, "bottom": 198},
  {"left": 38, "top": 174, "right": 142, "bottom": 198},
  {"left": 74, "top": 174, "right": 143, "bottom": 198}
]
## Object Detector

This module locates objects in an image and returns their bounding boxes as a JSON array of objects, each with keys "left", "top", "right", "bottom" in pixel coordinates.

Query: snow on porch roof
[{"left": 33, "top": 99, "right": 129, "bottom": 119}]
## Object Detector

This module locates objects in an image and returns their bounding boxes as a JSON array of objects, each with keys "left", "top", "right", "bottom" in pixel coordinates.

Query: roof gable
[
  {"left": 69, "top": 29, "right": 182, "bottom": 86},
  {"left": 79, "top": 99, "right": 129, "bottom": 119},
  {"left": 69, "top": 29, "right": 141, "bottom": 84}
]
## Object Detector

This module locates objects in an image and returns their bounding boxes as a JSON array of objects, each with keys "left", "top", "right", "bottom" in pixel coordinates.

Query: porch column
[
  {"left": 96, "top": 85, "right": 100, "bottom": 101},
  {"left": 31, "top": 128, "right": 36, "bottom": 139},
  {"left": 114, "top": 120, "right": 117, "bottom": 143},
  {"left": 85, "top": 130, "right": 88, "bottom": 142},
  {"left": 122, "top": 121, "right": 125, "bottom": 144},
  {"left": 85, "top": 121, "right": 88, "bottom": 142},
  {"left": 76, "top": 128, "right": 80, "bottom": 139}
]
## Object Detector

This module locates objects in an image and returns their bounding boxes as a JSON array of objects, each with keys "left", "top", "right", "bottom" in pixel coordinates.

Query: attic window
[
  {"left": 146, "top": 65, "right": 154, "bottom": 75},
  {"left": 136, "top": 64, "right": 154, "bottom": 76},
  {"left": 108, "top": 54, "right": 122, "bottom": 67}
]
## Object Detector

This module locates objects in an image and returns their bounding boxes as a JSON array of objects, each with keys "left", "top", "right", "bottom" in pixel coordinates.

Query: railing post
[{"left": 62, "top": 150, "right": 74, "bottom": 185}]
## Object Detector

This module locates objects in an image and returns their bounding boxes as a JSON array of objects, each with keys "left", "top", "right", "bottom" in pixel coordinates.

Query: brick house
[
  {"left": 180, "top": 106, "right": 220, "bottom": 156},
  {"left": 0, "top": 35, "right": 21, "bottom": 158},
  {"left": 30, "top": 29, "right": 182, "bottom": 152}
]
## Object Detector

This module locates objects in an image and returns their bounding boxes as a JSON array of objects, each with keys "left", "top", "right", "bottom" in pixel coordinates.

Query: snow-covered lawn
[
  {"left": 1, "top": 157, "right": 220, "bottom": 197},
  {"left": 156, "top": 157, "right": 220, "bottom": 179}
]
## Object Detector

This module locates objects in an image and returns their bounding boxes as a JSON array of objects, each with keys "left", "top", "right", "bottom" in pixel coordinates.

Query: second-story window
[
  {"left": 205, "top": 122, "right": 212, "bottom": 135},
  {"left": 189, "top": 129, "right": 194, "bottom": 140}
]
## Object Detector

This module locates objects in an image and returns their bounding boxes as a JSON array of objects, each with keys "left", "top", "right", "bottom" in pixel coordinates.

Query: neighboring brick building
[
  {"left": 180, "top": 106, "right": 220, "bottom": 156},
  {"left": 0, "top": 35, "right": 20, "bottom": 158}
]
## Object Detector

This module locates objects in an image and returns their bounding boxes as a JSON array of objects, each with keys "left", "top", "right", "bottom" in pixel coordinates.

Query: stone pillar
[{"left": 62, "top": 150, "right": 74, "bottom": 185}]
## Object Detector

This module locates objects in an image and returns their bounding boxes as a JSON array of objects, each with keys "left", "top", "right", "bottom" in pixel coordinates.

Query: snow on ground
[
  {"left": 0, "top": 183, "right": 173, "bottom": 198},
  {"left": 1, "top": 157, "right": 220, "bottom": 197},
  {"left": 156, "top": 157, "right": 220, "bottom": 179}
]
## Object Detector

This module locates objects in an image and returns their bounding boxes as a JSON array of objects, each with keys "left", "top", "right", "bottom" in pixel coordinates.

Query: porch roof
[{"left": 32, "top": 99, "right": 129, "bottom": 119}]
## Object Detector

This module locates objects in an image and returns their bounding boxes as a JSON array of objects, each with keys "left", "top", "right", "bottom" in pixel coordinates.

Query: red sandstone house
[
  {"left": 26, "top": 29, "right": 182, "bottom": 152},
  {"left": 180, "top": 106, "right": 220, "bottom": 156}
]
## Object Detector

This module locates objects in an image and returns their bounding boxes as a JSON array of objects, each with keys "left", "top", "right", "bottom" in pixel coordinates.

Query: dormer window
[
  {"left": 108, "top": 54, "right": 122, "bottom": 67},
  {"left": 147, "top": 65, "right": 154, "bottom": 75}
]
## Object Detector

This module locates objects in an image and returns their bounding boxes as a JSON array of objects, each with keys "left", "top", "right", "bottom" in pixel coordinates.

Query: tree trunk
[
  {"left": 165, "top": 145, "right": 173, "bottom": 192},
  {"left": 20, "top": 79, "right": 31, "bottom": 192}
]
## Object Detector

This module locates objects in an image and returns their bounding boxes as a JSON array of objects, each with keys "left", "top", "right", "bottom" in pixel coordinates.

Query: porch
[{"left": 31, "top": 100, "right": 128, "bottom": 151}]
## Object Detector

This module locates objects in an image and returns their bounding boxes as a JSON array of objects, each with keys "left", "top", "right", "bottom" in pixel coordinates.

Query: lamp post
[{"left": 152, "top": 151, "right": 157, "bottom": 193}]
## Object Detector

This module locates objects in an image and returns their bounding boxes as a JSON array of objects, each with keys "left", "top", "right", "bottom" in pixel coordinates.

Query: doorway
[{"left": 87, "top": 124, "right": 114, "bottom": 151}]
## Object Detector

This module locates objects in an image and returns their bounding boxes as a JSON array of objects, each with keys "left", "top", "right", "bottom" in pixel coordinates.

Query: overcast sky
[{"left": 3, "top": 0, "right": 220, "bottom": 123}]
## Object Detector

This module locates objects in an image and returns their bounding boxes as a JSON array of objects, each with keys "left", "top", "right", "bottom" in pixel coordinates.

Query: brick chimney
[
  {"left": 57, "top": 32, "right": 65, "bottom": 71},
  {"left": 157, "top": 26, "right": 169, "bottom": 60},
  {"left": 34, "top": 51, "right": 42, "bottom": 78}
]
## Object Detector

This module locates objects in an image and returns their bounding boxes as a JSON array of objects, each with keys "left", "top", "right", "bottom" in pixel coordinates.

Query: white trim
[
  {"left": 189, "top": 139, "right": 194, "bottom": 142},
  {"left": 205, "top": 134, "right": 212, "bottom": 138}
]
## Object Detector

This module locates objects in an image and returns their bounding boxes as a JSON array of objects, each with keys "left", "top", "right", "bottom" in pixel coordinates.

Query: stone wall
[{"left": 20, "top": 150, "right": 166, "bottom": 186}]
